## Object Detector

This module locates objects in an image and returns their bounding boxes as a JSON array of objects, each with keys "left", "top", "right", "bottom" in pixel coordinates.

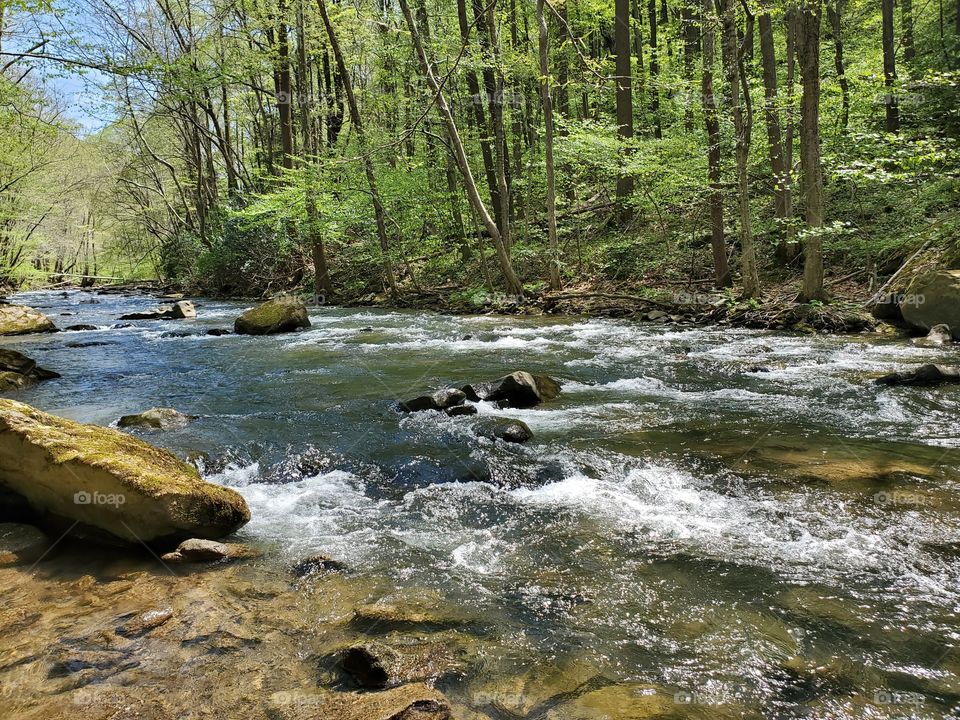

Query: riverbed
[{"left": 3, "top": 288, "right": 960, "bottom": 718}]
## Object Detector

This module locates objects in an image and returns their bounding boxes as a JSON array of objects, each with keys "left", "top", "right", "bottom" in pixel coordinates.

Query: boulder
[
  {"left": 0, "top": 348, "right": 60, "bottom": 392},
  {"left": 475, "top": 418, "right": 533, "bottom": 444},
  {"left": 268, "top": 684, "right": 451, "bottom": 720},
  {"left": 234, "top": 296, "right": 310, "bottom": 335},
  {"left": 0, "top": 399, "right": 250, "bottom": 544},
  {"left": 875, "top": 364, "right": 960, "bottom": 387},
  {"left": 159, "top": 538, "right": 255, "bottom": 563},
  {"left": 900, "top": 270, "right": 960, "bottom": 339},
  {"left": 291, "top": 554, "right": 347, "bottom": 578},
  {"left": 445, "top": 405, "right": 477, "bottom": 417},
  {"left": 923, "top": 324, "right": 953, "bottom": 346},
  {"left": 0, "top": 522, "right": 50, "bottom": 566},
  {"left": 468, "top": 371, "right": 560, "bottom": 408},
  {"left": 0, "top": 304, "right": 57, "bottom": 335},
  {"left": 119, "top": 300, "right": 195, "bottom": 321},
  {"left": 336, "top": 640, "right": 463, "bottom": 689},
  {"left": 117, "top": 408, "right": 196, "bottom": 430},
  {"left": 399, "top": 388, "right": 466, "bottom": 413},
  {"left": 64, "top": 324, "right": 98, "bottom": 332}
]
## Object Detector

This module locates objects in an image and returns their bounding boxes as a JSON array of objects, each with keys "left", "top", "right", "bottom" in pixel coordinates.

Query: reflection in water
[{"left": 3, "top": 289, "right": 960, "bottom": 717}]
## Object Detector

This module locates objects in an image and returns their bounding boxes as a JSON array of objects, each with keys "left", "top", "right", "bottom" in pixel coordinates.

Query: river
[{"left": 5, "top": 288, "right": 960, "bottom": 718}]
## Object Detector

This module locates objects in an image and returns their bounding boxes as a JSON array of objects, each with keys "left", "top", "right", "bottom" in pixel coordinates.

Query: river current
[{"left": 6, "top": 289, "right": 960, "bottom": 717}]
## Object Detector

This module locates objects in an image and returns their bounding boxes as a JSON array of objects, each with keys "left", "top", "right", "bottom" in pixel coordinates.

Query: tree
[
  {"left": 537, "top": 0, "right": 561, "bottom": 290},
  {"left": 615, "top": 0, "right": 635, "bottom": 220},
  {"left": 701, "top": 0, "right": 730, "bottom": 288},
  {"left": 797, "top": 0, "right": 826, "bottom": 302},
  {"left": 882, "top": 0, "right": 900, "bottom": 133},
  {"left": 720, "top": 0, "right": 759, "bottom": 298}
]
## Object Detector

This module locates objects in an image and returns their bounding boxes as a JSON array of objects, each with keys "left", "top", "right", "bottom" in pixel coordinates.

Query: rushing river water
[{"left": 6, "top": 289, "right": 960, "bottom": 717}]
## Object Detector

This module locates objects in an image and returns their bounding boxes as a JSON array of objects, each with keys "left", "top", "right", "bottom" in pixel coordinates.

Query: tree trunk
[
  {"left": 647, "top": 0, "right": 662, "bottom": 138},
  {"left": 538, "top": 0, "right": 561, "bottom": 290},
  {"left": 797, "top": 2, "right": 826, "bottom": 302},
  {"left": 882, "top": 0, "right": 900, "bottom": 133},
  {"left": 701, "top": 0, "right": 730, "bottom": 288},
  {"left": 615, "top": 0, "right": 635, "bottom": 220},
  {"left": 903, "top": 0, "right": 915, "bottom": 62},
  {"left": 826, "top": 1, "right": 850, "bottom": 132},
  {"left": 398, "top": 0, "right": 525, "bottom": 297},
  {"left": 316, "top": 0, "right": 398, "bottom": 296},
  {"left": 721, "top": 0, "right": 759, "bottom": 298},
  {"left": 277, "top": 0, "right": 295, "bottom": 169},
  {"left": 759, "top": 7, "right": 796, "bottom": 262}
]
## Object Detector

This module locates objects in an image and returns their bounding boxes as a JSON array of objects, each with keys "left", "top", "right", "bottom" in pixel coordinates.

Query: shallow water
[{"left": 6, "top": 289, "right": 960, "bottom": 717}]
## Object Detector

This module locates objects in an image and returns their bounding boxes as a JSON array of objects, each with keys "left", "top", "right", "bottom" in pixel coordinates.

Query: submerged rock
[
  {"left": 336, "top": 640, "right": 464, "bottom": 689},
  {"left": 206, "top": 328, "right": 231, "bottom": 336},
  {"left": 268, "top": 683, "right": 451, "bottom": 720},
  {"left": 0, "top": 522, "right": 50, "bottom": 566},
  {"left": 160, "top": 538, "right": 255, "bottom": 563},
  {"left": 475, "top": 418, "right": 533, "bottom": 444},
  {"left": 117, "top": 408, "right": 196, "bottom": 430},
  {"left": 900, "top": 270, "right": 960, "bottom": 339},
  {"left": 875, "top": 363, "right": 960, "bottom": 387},
  {"left": 119, "top": 301, "right": 195, "bottom": 321},
  {"left": 0, "top": 399, "right": 250, "bottom": 544},
  {"left": 0, "top": 348, "right": 60, "bottom": 392},
  {"left": 445, "top": 405, "right": 477, "bottom": 417},
  {"left": 291, "top": 554, "right": 347, "bottom": 578},
  {"left": 234, "top": 296, "right": 310, "bottom": 335},
  {"left": 115, "top": 608, "right": 174, "bottom": 638},
  {"left": 0, "top": 304, "right": 57, "bottom": 335},
  {"left": 351, "top": 600, "right": 471, "bottom": 633},
  {"left": 64, "top": 324, "right": 98, "bottom": 332},
  {"left": 468, "top": 371, "right": 561, "bottom": 408}
]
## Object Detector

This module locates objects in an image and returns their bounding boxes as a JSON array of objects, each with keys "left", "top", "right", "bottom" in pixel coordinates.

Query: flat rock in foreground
[
  {"left": 268, "top": 683, "right": 450, "bottom": 720},
  {"left": 0, "top": 304, "right": 57, "bottom": 335},
  {"left": 0, "top": 399, "right": 249, "bottom": 545},
  {"left": 234, "top": 296, "right": 310, "bottom": 335}
]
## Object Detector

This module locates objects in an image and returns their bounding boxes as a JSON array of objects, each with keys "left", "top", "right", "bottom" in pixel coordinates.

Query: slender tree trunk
[
  {"left": 721, "top": 0, "right": 759, "bottom": 298},
  {"left": 903, "top": 0, "right": 915, "bottom": 62},
  {"left": 398, "top": 0, "right": 525, "bottom": 296},
  {"left": 316, "top": 0, "right": 398, "bottom": 296},
  {"left": 798, "top": 1, "right": 826, "bottom": 302},
  {"left": 759, "top": 7, "right": 796, "bottom": 262},
  {"left": 277, "top": 0, "right": 295, "bottom": 169},
  {"left": 882, "top": 0, "right": 900, "bottom": 133},
  {"left": 615, "top": 0, "right": 635, "bottom": 220},
  {"left": 538, "top": 0, "right": 561, "bottom": 290},
  {"left": 826, "top": 1, "right": 850, "bottom": 132},
  {"left": 647, "top": 0, "right": 662, "bottom": 138},
  {"left": 680, "top": 0, "right": 699, "bottom": 132},
  {"left": 701, "top": 0, "right": 730, "bottom": 288}
]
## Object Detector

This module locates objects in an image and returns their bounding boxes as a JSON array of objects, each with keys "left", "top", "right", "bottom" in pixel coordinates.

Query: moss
[
  {"left": 234, "top": 297, "right": 309, "bottom": 335},
  {"left": 0, "top": 399, "right": 243, "bottom": 508},
  {"left": 0, "top": 305, "right": 56, "bottom": 336}
]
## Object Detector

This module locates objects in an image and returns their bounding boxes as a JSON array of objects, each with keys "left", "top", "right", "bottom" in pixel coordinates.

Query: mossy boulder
[
  {"left": 0, "top": 304, "right": 57, "bottom": 335},
  {"left": 900, "top": 270, "right": 960, "bottom": 339},
  {"left": 234, "top": 296, "right": 310, "bottom": 335},
  {"left": 0, "top": 399, "right": 250, "bottom": 545}
]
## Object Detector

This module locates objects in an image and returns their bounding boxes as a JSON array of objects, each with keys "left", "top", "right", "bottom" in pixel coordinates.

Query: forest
[{"left": 0, "top": 0, "right": 958, "bottom": 310}]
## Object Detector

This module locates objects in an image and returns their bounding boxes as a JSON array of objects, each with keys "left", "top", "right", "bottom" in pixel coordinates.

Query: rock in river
[
  {"left": 268, "top": 683, "right": 451, "bottom": 720},
  {"left": 475, "top": 418, "right": 533, "bottom": 444},
  {"left": 119, "top": 300, "right": 195, "bottom": 321},
  {"left": 875, "top": 363, "right": 960, "bottom": 387},
  {"left": 0, "top": 522, "right": 50, "bottom": 566},
  {"left": 400, "top": 388, "right": 466, "bottom": 413},
  {"left": 117, "top": 407, "right": 196, "bottom": 430},
  {"left": 0, "top": 304, "right": 57, "bottom": 335},
  {"left": 468, "top": 371, "right": 560, "bottom": 408},
  {"left": 900, "top": 270, "right": 960, "bottom": 339},
  {"left": 0, "top": 399, "right": 250, "bottom": 544},
  {"left": 234, "top": 296, "right": 310, "bottom": 335},
  {"left": 0, "top": 348, "right": 60, "bottom": 392},
  {"left": 160, "top": 538, "right": 255, "bottom": 563}
]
